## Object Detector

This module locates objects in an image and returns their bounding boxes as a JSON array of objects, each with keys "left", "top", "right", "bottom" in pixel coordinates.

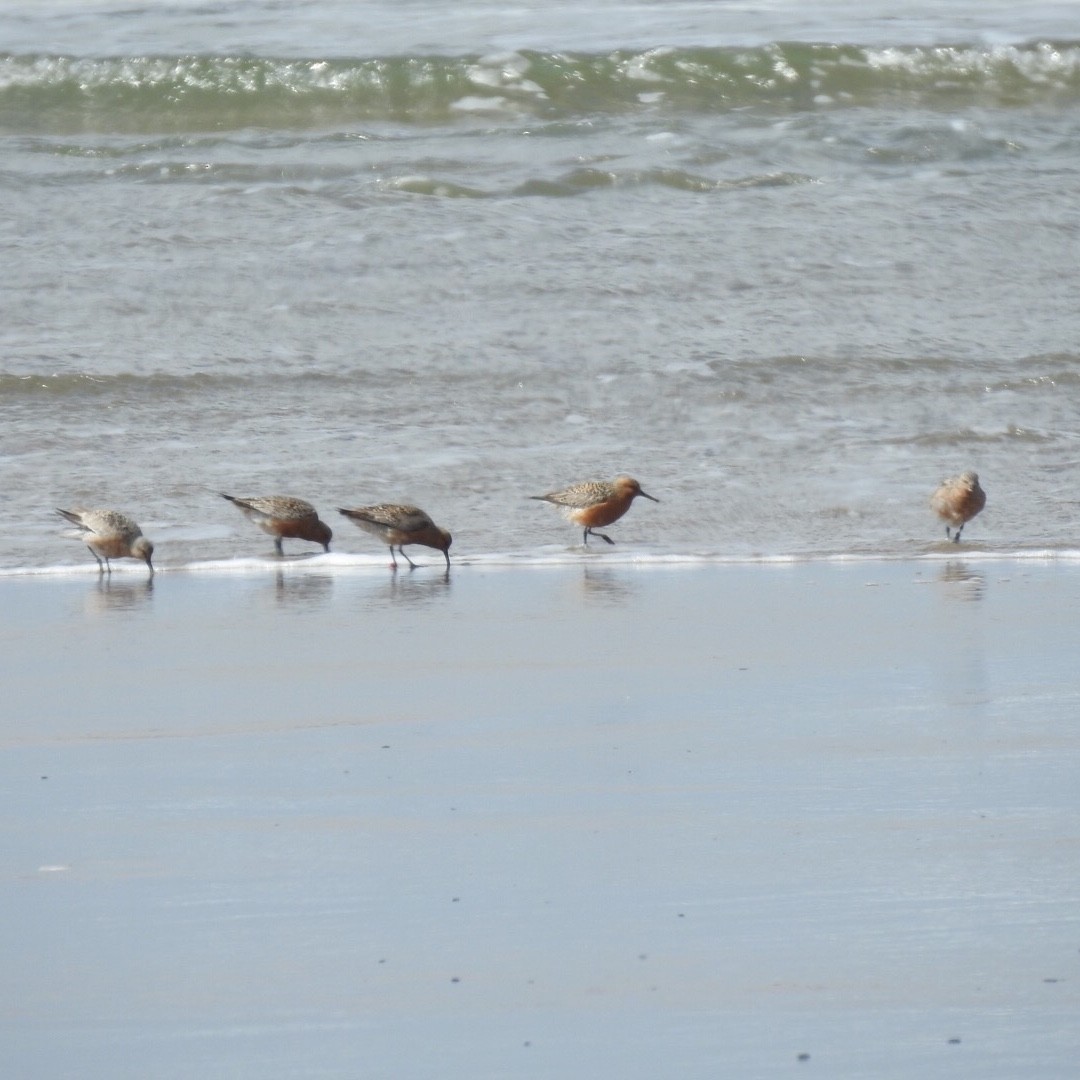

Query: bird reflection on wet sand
[
  {"left": 938, "top": 561, "right": 985, "bottom": 602},
  {"left": 370, "top": 565, "right": 452, "bottom": 608},
  {"left": 273, "top": 570, "right": 334, "bottom": 608},
  {"left": 82, "top": 576, "right": 155, "bottom": 615},
  {"left": 579, "top": 566, "right": 637, "bottom": 606}
]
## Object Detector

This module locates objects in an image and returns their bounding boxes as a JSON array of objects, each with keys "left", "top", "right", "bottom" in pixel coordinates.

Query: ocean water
[{"left": 3, "top": 0, "right": 1080, "bottom": 572}]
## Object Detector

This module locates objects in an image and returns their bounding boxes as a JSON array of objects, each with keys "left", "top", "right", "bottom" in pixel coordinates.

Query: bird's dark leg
[
  {"left": 586, "top": 527, "right": 615, "bottom": 545},
  {"left": 389, "top": 546, "right": 399, "bottom": 570},
  {"left": 953, "top": 524, "right": 963, "bottom": 543},
  {"left": 273, "top": 536, "right": 284, "bottom": 557},
  {"left": 400, "top": 546, "right": 418, "bottom": 569},
  {"left": 87, "top": 546, "right": 105, "bottom": 574}
]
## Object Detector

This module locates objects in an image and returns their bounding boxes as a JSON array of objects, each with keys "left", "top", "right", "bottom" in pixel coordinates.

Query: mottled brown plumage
[
  {"left": 338, "top": 503, "right": 452, "bottom": 569},
  {"left": 530, "top": 474, "right": 659, "bottom": 545},
  {"left": 930, "top": 471, "right": 986, "bottom": 543},
  {"left": 56, "top": 507, "right": 154, "bottom": 574},
  {"left": 220, "top": 493, "right": 332, "bottom": 555}
]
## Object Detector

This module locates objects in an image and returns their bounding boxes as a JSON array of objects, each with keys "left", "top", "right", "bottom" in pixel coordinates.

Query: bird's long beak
[{"left": 640, "top": 489, "right": 660, "bottom": 503}]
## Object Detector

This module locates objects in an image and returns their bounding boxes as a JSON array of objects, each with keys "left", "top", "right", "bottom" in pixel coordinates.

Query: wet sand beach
[{"left": 2, "top": 559, "right": 1079, "bottom": 1078}]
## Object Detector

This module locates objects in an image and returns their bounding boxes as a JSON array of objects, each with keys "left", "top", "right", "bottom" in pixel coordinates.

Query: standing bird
[
  {"left": 530, "top": 474, "right": 659, "bottom": 545},
  {"left": 56, "top": 507, "right": 154, "bottom": 575},
  {"left": 930, "top": 471, "right": 986, "bottom": 543},
  {"left": 219, "top": 493, "right": 332, "bottom": 555},
  {"left": 338, "top": 503, "right": 452, "bottom": 569}
]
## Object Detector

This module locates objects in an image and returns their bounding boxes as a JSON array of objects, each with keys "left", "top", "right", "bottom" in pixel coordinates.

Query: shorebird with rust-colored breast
[
  {"left": 338, "top": 503, "right": 452, "bottom": 569},
  {"left": 219, "top": 493, "right": 332, "bottom": 556},
  {"left": 56, "top": 507, "right": 154, "bottom": 575},
  {"left": 530, "top": 474, "right": 659, "bottom": 545},
  {"left": 930, "top": 470, "right": 986, "bottom": 543}
]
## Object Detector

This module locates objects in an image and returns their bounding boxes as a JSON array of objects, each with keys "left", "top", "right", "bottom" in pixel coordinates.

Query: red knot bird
[
  {"left": 338, "top": 503, "right": 452, "bottom": 569},
  {"left": 930, "top": 471, "right": 986, "bottom": 543},
  {"left": 56, "top": 507, "right": 154, "bottom": 575},
  {"left": 530, "top": 474, "right": 659, "bottom": 545},
  {"left": 219, "top": 493, "right": 332, "bottom": 555}
]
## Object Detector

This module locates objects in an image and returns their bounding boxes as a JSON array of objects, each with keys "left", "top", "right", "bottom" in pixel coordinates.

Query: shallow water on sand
[{"left": 2, "top": 561, "right": 1079, "bottom": 1078}]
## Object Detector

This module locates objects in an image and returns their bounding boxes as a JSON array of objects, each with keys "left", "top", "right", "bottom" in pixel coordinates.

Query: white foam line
[{"left": 4, "top": 545, "right": 1080, "bottom": 580}]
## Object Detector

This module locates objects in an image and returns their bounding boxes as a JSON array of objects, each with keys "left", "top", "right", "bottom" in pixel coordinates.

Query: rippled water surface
[{"left": 3, "top": 1, "right": 1080, "bottom": 571}]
